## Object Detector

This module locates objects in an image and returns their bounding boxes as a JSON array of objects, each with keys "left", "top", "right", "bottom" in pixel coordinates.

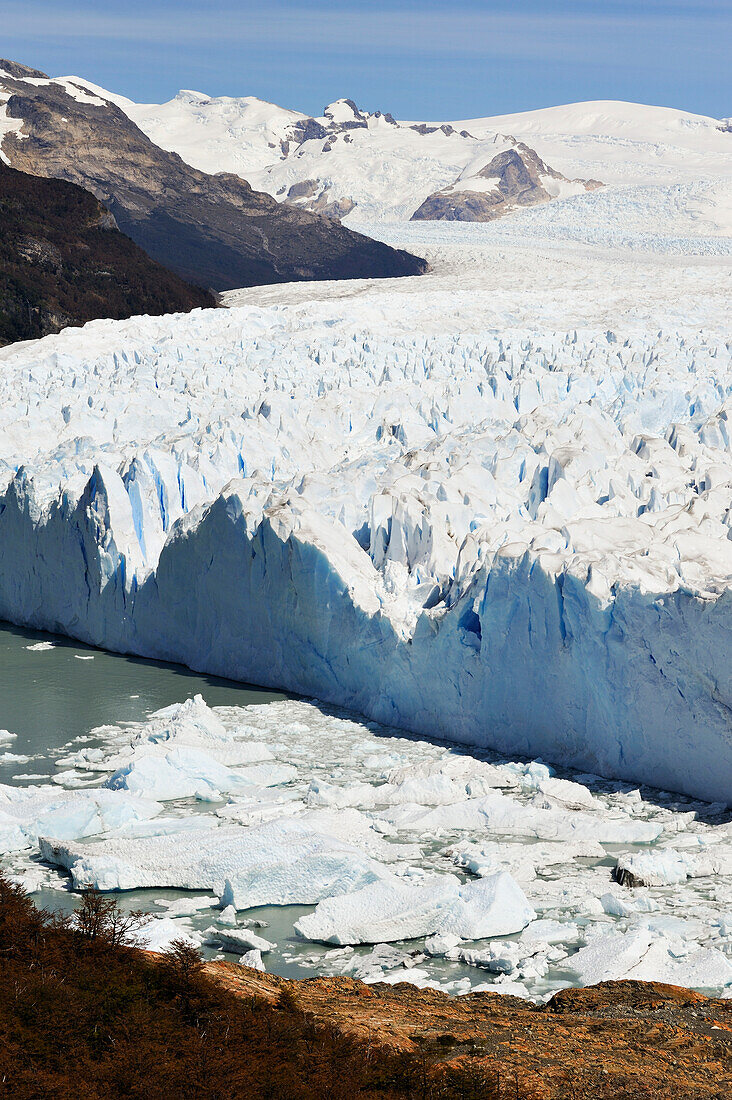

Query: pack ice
[
  {"left": 8, "top": 693, "right": 731, "bottom": 998},
  {"left": 0, "top": 246, "right": 731, "bottom": 803}
]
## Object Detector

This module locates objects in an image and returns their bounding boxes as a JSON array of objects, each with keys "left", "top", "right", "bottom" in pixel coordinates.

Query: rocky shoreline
[{"left": 208, "top": 963, "right": 732, "bottom": 1098}]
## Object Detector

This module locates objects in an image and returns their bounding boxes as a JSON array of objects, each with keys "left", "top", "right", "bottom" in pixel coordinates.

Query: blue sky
[{"left": 3, "top": 1, "right": 730, "bottom": 118}]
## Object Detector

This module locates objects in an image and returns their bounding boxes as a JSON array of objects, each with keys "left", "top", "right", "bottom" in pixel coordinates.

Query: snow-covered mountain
[
  {"left": 411, "top": 142, "right": 602, "bottom": 222},
  {"left": 61, "top": 84, "right": 731, "bottom": 229},
  {"left": 0, "top": 61, "right": 426, "bottom": 290}
]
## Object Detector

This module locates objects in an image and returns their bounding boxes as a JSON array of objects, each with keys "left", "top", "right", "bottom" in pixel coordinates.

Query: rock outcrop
[
  {"left": 0, "top": 161, "right": 213, "bottom": 345},
  {"left": 0, "top": 61, "right": 427, "bottom": 290},
  {"left": 412, "top": 142, "right": 602, "bottom": 222},
  {"left": 210, "top": 964, "right": 732, "bottom": 1098}
]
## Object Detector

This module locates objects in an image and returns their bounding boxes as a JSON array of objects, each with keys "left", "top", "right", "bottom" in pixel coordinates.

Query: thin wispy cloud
[
  {"left": 1, "top": 2, "right": 726, "bottom": 57},
  {"left": 2, "top": 1, "right": 728, "bottom": 117}
]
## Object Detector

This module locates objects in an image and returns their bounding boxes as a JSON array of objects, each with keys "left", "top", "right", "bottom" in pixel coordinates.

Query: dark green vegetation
[{"left": 0, "top": 162, "right": 214, "bottom": 345}]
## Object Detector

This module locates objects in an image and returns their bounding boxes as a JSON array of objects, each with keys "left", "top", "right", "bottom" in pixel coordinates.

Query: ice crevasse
[{"left": 0, "top": 310, "right": 730, "bottom": 804}]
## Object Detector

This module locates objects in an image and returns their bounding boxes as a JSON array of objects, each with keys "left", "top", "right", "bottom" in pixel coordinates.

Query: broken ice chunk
[{"left": 294, "top": 871, "right": 535, "bottom": 945}]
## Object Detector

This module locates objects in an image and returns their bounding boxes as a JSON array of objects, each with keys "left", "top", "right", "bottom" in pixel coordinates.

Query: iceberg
[
  {"left": 564, "top": 927, "right": 732, "bottom": 990},
  {"left": 294, "top": 871, "right": 535, "bottom": 945},
  {"left": 203, "top": 926, "right": 274, "bottom": 954},
  {"left": 0, "top": 783, "right": 161, "bottom": 851},
  {"left": 38, "top": 816, "right": 394, "bottom": 903},
  {"left": 105, "top": 746, "right": 294, "bottom": 801}
]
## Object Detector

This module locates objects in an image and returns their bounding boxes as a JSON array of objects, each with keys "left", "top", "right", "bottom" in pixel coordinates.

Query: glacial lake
[
  {"left": 0, "top": 620, "right": 285, "bottom": 782},
  {"left": 1, "top": 619, "right": 730, "bottom": 997},
  {"left": 1, "top": 621, "right": 474, "bottom": 985}
]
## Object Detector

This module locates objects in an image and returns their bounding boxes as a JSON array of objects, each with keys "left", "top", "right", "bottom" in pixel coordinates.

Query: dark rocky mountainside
[
  {"left": 412, "top": 142, "right": 602, "bottom": 222},
  {"left": 0, "top": 61, "right": 427, "bottom": 291},
  {"left": 0, "top": 161, "right": 214, "bottom": 346}
]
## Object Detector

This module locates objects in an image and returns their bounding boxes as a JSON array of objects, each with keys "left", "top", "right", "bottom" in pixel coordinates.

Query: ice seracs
[{"left": 0, "top": 295, "right": 730, "bottom": 803}]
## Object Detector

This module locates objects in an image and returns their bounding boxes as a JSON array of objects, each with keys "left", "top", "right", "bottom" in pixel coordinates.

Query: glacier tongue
[{"left": 0, "top": 288, "right": 731, "bottom": 803}]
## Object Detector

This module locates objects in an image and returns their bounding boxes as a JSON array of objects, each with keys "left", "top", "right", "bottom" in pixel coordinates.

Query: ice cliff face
[{"left": 0, "top": 302, "right": 730, "bottom": 804}]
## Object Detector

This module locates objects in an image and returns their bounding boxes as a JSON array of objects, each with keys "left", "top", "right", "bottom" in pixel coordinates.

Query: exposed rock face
[
  {"left": 412, "top": 142, "right": 602, "bottom": 222},
  {"left": 0, "top": 65, "right": 426, "bottom": 290},
  {"left": 0, "top": 161, "right": 214, "bottom": 345},
  {"left": 0, "top": 59, "right": 48, "bottom": 80},
  {"left": 285, "top": 178, "right": 356, "bottom": 220},
  {"left": 210, "top": 965, "right": 732, "bottom": 1098}
]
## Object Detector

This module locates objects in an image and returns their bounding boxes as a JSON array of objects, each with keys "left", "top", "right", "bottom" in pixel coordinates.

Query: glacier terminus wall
[{"left": 0, "top": 296, "right": 730, "bottom": 804}]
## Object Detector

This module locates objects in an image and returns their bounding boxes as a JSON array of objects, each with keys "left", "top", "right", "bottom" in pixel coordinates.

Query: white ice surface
[
  {"left": 564, "top": 926, "right": 732, "bottom": 989},
  {"left": 0, "top": 223, "right": 730, "bottom": 802},
  {"left": 137, "top": 916, "right": 199, "bottom": 952},
  {"left": 294, "top": 871, "right": 535, "bottom": 945},
  {"left": 39, "top": 814, "right": 395, "bottom": 904},
  {"left": 0, "top": 783, "right": 161, "bottom": 852},
  {"left": 0, "top": 96, "right": 730, "bottom": 996}
]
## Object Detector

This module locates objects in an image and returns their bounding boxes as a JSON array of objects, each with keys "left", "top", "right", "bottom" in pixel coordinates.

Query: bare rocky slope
[
  {"left": 0, "top": 60, "right": 427, "bottom": 291},
  {"left": 209, "top": 964, "right": 732, "bottom": 1099},
  {"left": 0, "top": 161, "right": 214, "bottom": 345},
  {"left": 412, "top": 143, "right": 602, "bottom": 222}
]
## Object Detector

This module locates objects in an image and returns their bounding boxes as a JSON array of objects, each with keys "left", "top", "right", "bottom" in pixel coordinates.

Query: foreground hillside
[
  {"left": 1, "top": 876, "right": 729, "bottom": 1100},
  {"left": 0, "top": 59, "right": 426, "bottom": 290},
  {"left": 0, "top": 162, "right": 214, "bottom": 345}
]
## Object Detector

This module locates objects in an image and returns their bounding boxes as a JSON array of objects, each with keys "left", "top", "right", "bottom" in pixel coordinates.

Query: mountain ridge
[
  {"left": 0, "top": 60, "right": 427, "bottom": 291},
  {"left": 0, "top": 160, "right": 214, "bottom": 345},
  {"left": 83, "top": 83, "right": 730, "bottom": 226}
]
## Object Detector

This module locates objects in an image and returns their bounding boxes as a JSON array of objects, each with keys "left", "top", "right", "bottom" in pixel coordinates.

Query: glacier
[{"left": 0, "top": 231, "right": 730, "bottom": 804}]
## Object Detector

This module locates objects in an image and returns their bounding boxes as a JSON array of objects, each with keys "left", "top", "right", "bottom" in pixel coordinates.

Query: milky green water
[
  {"left": 0, "top": 620, "right": 286, "bottom": 783},
  {"left": 0, "top": 620, "right": 486, "bottom": 987}
]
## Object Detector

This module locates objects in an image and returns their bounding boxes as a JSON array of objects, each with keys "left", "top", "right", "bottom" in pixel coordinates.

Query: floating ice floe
[
  {"left": 564, "top": 926, "right": 732, "bottom": 991},
  {"left": 105, "top": 747, "right": 295, "bottom": 802},
  {"left": 0, "top": 783, "right": 161, "bottom": 852},
  {"left": 0, "top": 685, "right": 727, "bottom": 999},
  {"left": 204, "top": 926, "right": 274, "bottom": 954},
  {"left": 239, "top": 949, "right": 266, "bottom": 971},
  {"left": 39, "top": 816, "right": 396, "bottom": 904},
  {"left": 137, "top": 916, "right": 200, "bottom": 953},
  {"left": 450, "top": 838, "right": 605, "bottom": 882},
  {"left": 79, "top": 695, "right": 294, "bottom": 801},
  {"left": 375, "top": 789, "right": 662, "bottom": 843},
  {"left": 294, "top": 870, "right": 535, "bottom": 945},
  {"left": 614, "top": 838, "right": 732, "bottom": 886}
]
